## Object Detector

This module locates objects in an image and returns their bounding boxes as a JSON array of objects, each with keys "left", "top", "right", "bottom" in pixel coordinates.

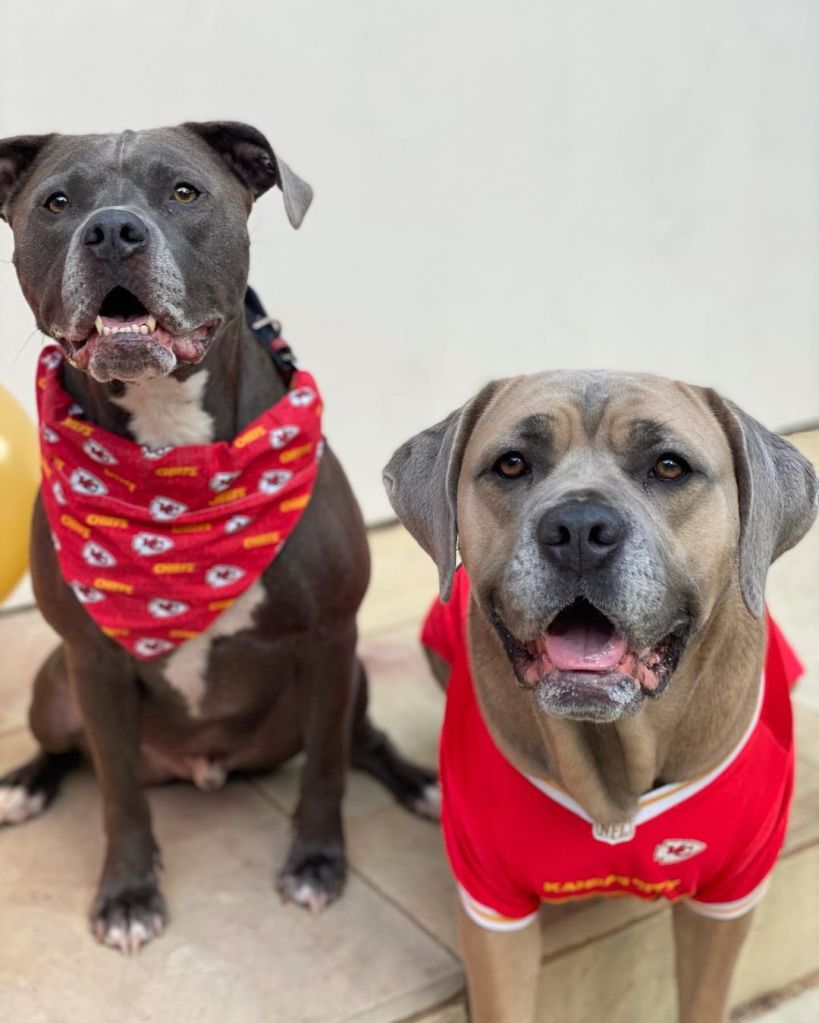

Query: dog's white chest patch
[
  {"left": 162, "top": 581, "right": 267, "bottom": 717},
  {"left": 112, "top": 370, "right": 214, "bottom": 447}
]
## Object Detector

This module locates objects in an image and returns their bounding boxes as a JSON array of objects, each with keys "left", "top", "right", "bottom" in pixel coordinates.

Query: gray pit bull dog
[
  {"left": 384, "top": 372, "right": 817, "bottom": 1023},
  {"left": 0, "top": 122, "right": 436, "bottom": 953}
]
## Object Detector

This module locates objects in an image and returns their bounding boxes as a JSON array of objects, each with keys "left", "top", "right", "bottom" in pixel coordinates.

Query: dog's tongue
[{"left": 543, "top": 605, "right": 627, "bottom": 671}]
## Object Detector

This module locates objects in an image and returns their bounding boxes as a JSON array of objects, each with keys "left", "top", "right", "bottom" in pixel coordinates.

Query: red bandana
[{"left": 36, "top": 344, "right": 322, "bottom": 660}]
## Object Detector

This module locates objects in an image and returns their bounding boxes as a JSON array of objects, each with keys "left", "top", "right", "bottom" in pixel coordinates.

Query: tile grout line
[{"left": 248, "top": 776, "right": 464, "bottom": 967}]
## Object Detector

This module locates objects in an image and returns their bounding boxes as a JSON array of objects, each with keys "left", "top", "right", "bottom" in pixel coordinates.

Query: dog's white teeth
[
  {"left": 94, "top": 316, "right": 104, "bottom": 334},
  {"left": 52, "top": 327, "right": 64, "bottom": 339},
  {"left": 103, "top": 326, "right": 112, "bottom": 336},
  {"left": 139, "top": 324, "right": 149, "bottom": 335},
  {"left": 146, "top": 315, "right": 157, "bottom": 332}
]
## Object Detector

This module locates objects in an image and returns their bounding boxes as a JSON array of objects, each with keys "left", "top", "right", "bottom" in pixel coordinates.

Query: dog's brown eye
[
  {"left": 653, "top": 454, "right": 690, "bottom": 481},
  {"left": 45, "top": 192, "right": 70, "bottom": 214},
  {"left": 172, "top": 183, "right": 200, "bottom": 204},
  {"left": 495, "top": 451, "right": 529, "bottom": 479}
]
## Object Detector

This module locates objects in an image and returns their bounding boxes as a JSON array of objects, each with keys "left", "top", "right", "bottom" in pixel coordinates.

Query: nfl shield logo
[{"left": 592, "top": 821, "right": 635, "bottom": 845}]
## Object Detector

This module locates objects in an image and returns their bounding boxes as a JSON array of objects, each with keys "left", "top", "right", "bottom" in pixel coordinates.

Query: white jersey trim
[
  {"left": 522, "top": 672, "right": 765, "bottom": 833},
  {"left": 458, "top": 885, "right": 539, "bottom": 933},
  {"left": 685, "top": 874, "right": 772, "bottom": 920}
]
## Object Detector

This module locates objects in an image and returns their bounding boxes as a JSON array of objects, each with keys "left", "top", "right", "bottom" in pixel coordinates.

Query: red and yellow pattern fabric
[
  {"left": 423, "top": 566, "right": 801, "bottom": 930},
  {"left": 36, "top": 345, "right": 322, "bottom": 660}
]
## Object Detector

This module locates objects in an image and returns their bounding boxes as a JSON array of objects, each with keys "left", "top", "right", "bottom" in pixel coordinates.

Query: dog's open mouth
[
  {"left": 61, "top": 287, "right": 220, "bottom": 381},
  {"left": 497, "top": 598, "right": 688, "bottom": 719}
]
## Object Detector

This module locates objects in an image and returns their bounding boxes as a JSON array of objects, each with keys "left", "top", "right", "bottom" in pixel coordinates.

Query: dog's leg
[
  {"left": 0, "top": 645, "right": 83, "bottom": 824},
  {"left": 277, "top": 625, "right": 359, "bottom": 912},
  {"left": 65, "top": 642, "right": 166, "bottom": 954},
  {"left": 458, "top": 901, "right": 541, "bottom": 1023},
  {"left": 350, "top": 659, "right": 440, "bottom": 820},
  {"left": 0, "top": 750, "right": 82, "bottom": 824},
  {"left": 672, "top": 902, "right": 755, "bottom": 1023}
]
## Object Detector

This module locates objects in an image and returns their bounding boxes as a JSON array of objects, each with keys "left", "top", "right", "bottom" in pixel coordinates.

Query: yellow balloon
[{"left": 0, "top": 384, "right": 40, "bottom": 603}]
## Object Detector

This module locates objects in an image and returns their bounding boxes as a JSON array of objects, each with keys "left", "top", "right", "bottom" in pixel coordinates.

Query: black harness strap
[{"left": 243, "top": 285, "right": 297, "bottom": 388}]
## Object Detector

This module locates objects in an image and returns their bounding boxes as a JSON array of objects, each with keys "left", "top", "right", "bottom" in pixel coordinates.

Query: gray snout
[
  {"left": 83, "top": 209, "right": 149, "bottom": 262},
  {"left": 536, "top": 501, "right": 627, "bottom": 574}
]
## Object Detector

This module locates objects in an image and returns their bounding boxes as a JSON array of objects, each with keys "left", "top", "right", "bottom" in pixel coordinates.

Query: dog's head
[
  {"left": 385, "top": 372, "right": 817, "bottom": 723},
  {"left": 0, "top": 122, "right": 312, "bottom": 383}
]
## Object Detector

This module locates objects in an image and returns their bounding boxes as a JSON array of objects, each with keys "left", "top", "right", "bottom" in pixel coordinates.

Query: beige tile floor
[{"left": 0, "top": 431, "right": 817, "bottom": 1023}]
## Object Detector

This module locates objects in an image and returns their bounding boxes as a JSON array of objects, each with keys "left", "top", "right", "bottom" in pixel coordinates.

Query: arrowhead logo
[
  {"left": 288, "top": 386, "right": 316, "bottom": 408},
  {"left": 70, "top": 581, "right": 105, "bottom": 604},
  {"left": 132, "top": 532, "right": 175, "bottom": 557},
  {"left": 149, "top": 496, "right": 188, "bottom": 521},
  {"left": 209, "top": 471, "right": 240, "bottom": 493},
  {"left": 83, "top": 438, "right": 118, "bottom": 465},
  {"left": 258, "top": 469, "right": 292, "bottom": 495},
  {"left": 205, "top": 564, "right": 245, "bottom": 588},
  {"left": 82, "top": 541, "right": 117, "bottom": 568},
  {"left": 140, "top": 444, "right": 173, "bottom": 461},
  {"left": 225, "top": 514, "right": 252, "bottom": 534},
  {"left": 269, "top": 425, "right": 300, "bottom": 449},
  {"left": 133, "top": 637, "right": 174, "bottom": 658},
  {"left": 147, "top": 597, "right": 189, "bottom": 619},
  {"left": 653, "top": 839, "right": 707, "bottom": 865},
  {"left": 70, "top": 467, "right": 108, "bottom": 496}
]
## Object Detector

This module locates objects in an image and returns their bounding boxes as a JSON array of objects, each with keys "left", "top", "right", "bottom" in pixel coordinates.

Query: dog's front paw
[
  {"left": 277, "top": 839, "right": 346, "bottom": 913},
  {"left": 91, "top": 874, "right": 167, "bottom": 954}
]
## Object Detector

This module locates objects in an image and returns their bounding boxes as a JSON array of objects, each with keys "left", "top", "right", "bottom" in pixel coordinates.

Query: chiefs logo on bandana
[
  {"left": 209, "top": 471, "right": 240, "bottom": 493},
  {"left": 83, "top": 438, "right": 118, "bottom": 465},
  {"left": 225, "top": 514, "right": 252, "bottom": 534},
  {"left": 82, "top": 541, "right": 117, "bottom": 568},
  {"left": 258, "top": 469, "right": 292, "bottom": 495},
  {"left": 70, "top": 467, "right": 108, "bottom": 496},
  {"left": 141, "top": 444, "right": 173, "bottom": 460},
  {"left": 149, "top": 496, "right": 188, "bottom": 521},
  {"left": 132, "top": 532, "right": 175, "bottom": 557},
  {"left": 269, "top": 425, "right": 300, "bottom": 449},
  {"left": 36, "top": 344, "right": 322, "bottom": 660},
  {"left": 148, "top": 597, "right": 189, "bottom": 618}
]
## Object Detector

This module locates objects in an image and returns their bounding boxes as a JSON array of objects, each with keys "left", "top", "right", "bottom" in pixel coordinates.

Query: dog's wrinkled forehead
[
  {"left": 12, "top": 128, "right": 249, "bottom": 219},
  {"left": 385, "top": 367, "right": 817, "bottom": 618},
  {"left": 1, "top": 121, "right": 312, "bottom": 232},
  {"left": 464, "top": 370, "right": 729, "bottom": 473}
]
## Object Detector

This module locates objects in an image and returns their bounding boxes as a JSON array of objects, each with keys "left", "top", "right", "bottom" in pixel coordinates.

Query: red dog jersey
[{"left": 423, "top": 567, "right": 801, "bottom": 930}]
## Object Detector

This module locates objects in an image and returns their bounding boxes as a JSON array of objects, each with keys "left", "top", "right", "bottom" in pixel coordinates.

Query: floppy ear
[
  {"left": 383, "top": 381, "right": 501, "bottom": 601},
  {"left": 0, "top": 134, "right": 56, "bottom": 221},
  {"left": 704, "top": 390, "right": 818, "bottom": 618},
  {"left": 183, "top": 121, "right": 313, "bottom": 228}
]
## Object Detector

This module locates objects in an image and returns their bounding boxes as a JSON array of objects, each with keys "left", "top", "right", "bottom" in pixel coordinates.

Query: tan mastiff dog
[{"left": 383, "top": 372, "right": 817, "bottom": 1023}]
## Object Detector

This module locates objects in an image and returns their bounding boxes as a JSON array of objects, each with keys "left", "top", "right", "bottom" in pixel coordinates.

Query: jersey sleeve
[
  {"left": 685, "top": 738, "right": 793, "bottom": 920},
  {"left": 444, "top": 811, "right": 541, "bottom": 931}
]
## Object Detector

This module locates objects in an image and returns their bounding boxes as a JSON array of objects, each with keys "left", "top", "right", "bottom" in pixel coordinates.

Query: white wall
[{"left": 1, "top": 0, "right": 818, "bottom": 531}]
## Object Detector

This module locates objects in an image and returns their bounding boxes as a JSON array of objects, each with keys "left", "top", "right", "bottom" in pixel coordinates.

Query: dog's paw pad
[
  {"left": 91, "top": 882, "right": 167, "bottom": 955},
  {"left": 0, "top": 785, "right": 46, "bottom": 826},
  {"left": 277, "top": 845, "right": 346, "bottom": 914},
  {"left": 412, "top": 781, "right": 442, "bottom": 821}
]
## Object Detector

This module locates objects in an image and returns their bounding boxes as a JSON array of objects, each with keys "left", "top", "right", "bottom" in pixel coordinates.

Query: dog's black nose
[
  {"left": 82, "top": 209, "right": 148, "bottom": 261},
  {"left": 537, "top": 501, "right": 627, "bottom": 572}
]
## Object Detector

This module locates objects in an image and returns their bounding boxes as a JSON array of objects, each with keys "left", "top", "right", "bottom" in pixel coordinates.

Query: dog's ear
[
  {"left": 183, "top": 121, "right": 313, "bottom": 228},
  {"left": 0, "top": 134, "right": 57, "bottom": 222},
  {"left": 383, "top": 381, "right": 501, "bottom": 601},
  {"left": 704, "top": 390, "right": 818, "bottom": 618}
]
